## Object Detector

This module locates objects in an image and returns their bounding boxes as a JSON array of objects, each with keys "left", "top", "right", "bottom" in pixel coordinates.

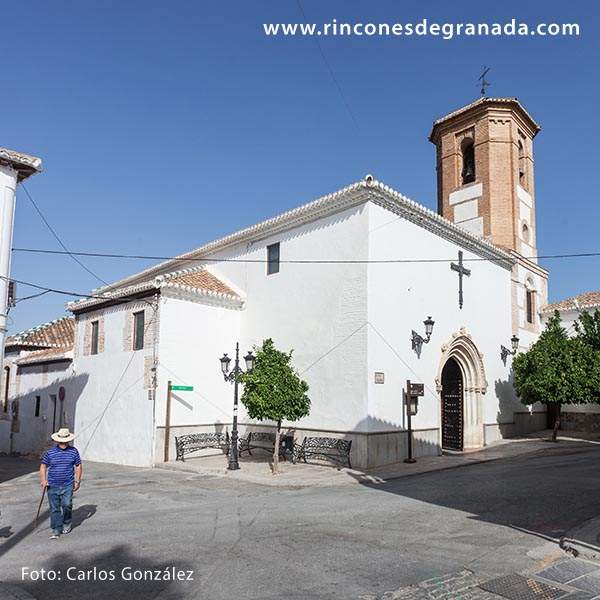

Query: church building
[{"left": 4, "top": 97, "right": 550, "bottom": 469}]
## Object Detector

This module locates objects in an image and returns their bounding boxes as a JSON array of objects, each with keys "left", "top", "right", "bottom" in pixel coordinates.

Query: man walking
[{"left": 39, "top": 428, "right": 82, "bottom": 539}]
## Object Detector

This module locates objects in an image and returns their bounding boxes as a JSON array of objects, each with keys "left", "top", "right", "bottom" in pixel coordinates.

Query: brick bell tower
[{"left": 429, "top": 97, "right": 549, "bottom": 346}]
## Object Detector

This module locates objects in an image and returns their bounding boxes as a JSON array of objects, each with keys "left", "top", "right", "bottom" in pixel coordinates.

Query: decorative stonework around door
[{"left": 436, "top": 328, "right": 487, "bottom": 451}]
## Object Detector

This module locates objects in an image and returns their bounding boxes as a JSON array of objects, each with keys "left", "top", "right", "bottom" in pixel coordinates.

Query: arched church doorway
[
  {"left": 436, "top": 328, "right": 488, "bottom": 451},
  {"left": 441, "top": 357, "right": 464, "bottom": 451}
]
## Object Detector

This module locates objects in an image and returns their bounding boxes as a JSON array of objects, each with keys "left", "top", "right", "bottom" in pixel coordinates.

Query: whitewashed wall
[
  {"left": 155, "top": 294, "right": 241, "bottom": 460},
  {"left": 8, "top": 360, "right": 79, "bottom": 456},
  {"left": 202, "top": 204, "right": 370, "bottom": 434},
  {"left": 73, "top": 300, "right": 157, "bottom": 467},
  {"left": 366, "top": 202, "right": 521, "bottom": 442}
]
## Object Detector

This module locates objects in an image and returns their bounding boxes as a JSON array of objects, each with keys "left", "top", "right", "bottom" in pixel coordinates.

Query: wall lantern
[
  {"left": 411, "top": 316, "right": 435, "bottom": 356},
  {"left": 501, "top": 334, "right": 520, "bottom": 365}
]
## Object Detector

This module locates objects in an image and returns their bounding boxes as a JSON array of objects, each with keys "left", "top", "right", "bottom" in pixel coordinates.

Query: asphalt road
[{"left": 1, "top": 442, "right": 599, "bottom": 600}]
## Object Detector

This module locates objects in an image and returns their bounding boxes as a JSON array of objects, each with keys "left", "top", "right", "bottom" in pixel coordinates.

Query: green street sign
[{"left": 171, "top": 385, "right": 193, "bottom": 392}]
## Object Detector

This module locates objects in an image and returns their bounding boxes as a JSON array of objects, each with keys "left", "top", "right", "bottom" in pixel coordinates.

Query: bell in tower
[
  {"left": 429, "top": 97, "right": 548, "bottom": 343},
  {"left": 429, "top": 97, "right": 540, "bottom": 256}
]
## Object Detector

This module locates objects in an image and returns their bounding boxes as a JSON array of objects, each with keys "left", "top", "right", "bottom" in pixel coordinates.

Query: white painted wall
[
  {"left": 199, "top": 204, "right": 370, "bottom": 433},
  {"left": 0, "top": 166, "right": 18, "bottom": 360},
  {"left": 72, "top": 300, "right": 157, "bottom": 467},
  {"left": 156, "top": 294, "right": 241, "bottom": 433},
  {"left": 366, "top": 202, "right": 520, "bottom": 437},
  {"left": 9, "top": 360, "right": 80, "bottom": 456}
]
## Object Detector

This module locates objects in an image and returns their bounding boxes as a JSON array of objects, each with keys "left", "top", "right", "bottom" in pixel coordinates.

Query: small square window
[
  {"left": 133, "top": 311, "right": 145, "bottom": 350},
  {"left": 35, "top": 396, "right": 41, "bottom": 417},
  {"left": 267, "top": 242, "right": 280, "bottom": 275},
  {"left": 91, "top": 321, "right": 99, "bottom": 355}
]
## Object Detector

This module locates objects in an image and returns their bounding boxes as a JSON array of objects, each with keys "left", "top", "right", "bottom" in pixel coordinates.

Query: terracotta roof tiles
[
  {"left": 542, "top": 291, "right": 600, "bottom": 314},
  {"left": 6, "top": 317, "right": 75, "bottom": 350}
]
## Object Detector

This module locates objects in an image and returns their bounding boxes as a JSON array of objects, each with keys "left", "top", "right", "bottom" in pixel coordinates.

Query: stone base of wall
[
  {"left": 157, "top": 412, "right": 548, "bottom": 471},
  {"left": 561, "top": 412, "right": 600, "bottom": 433},
  {"left": 156, "top": 422, "right": 440, "bottom": 470},
  {"left": 484, "top": 411, "right": 547, "bottom": 445}
]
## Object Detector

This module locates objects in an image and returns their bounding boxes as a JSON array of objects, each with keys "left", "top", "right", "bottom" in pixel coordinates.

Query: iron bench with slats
[
  {"left": 293, "top": 436, "right": 352, "bottom": 469},
  {"left": 175, "top": 432, "right": 230, "bottom": 462}
]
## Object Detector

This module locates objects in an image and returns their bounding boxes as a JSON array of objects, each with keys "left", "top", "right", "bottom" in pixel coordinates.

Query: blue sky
[{"left": 3, "top": 0, "right": 598, "bottom": 333}]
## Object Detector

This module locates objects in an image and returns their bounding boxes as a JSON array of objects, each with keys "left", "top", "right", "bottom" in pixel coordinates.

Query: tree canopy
[
  {"left": 513, "top": 311, "right": 600, "bottom": 408},
  {"left": 238, "top": 338, "right": 310, "bottom": 473}
]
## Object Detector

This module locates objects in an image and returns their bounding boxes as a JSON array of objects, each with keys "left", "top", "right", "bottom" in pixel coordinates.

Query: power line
[
  {"left": 295, "top": 0, "right": 361, "bottom": 131},
  {"left": 11, "top": 246, "right": 600, "bottom": 264},
  {"left": 0, "top": 274, "right": 153, "bottom": 305},
  {"left": 20, "top": 183, "right": 110, "bottom": 287},
  {"left": 19, "top": 184, "right": 156, "bottom": 311}
]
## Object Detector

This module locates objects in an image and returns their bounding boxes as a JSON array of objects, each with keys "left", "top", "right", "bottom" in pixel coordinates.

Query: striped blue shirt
[{"left": 42, "top": 445, "right": 81, "bottom": 487}]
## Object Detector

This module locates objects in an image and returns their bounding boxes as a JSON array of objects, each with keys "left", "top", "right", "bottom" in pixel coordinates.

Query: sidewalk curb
[{"left": 154, "top": 442, "right": 573, "bottom": 488}]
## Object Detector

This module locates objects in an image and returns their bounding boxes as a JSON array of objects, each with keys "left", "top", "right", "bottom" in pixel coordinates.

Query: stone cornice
[
  {"left": 90, "top": 177, "right": 514, "bottom": 295},
  {"left": 68, "top": 267, "right": 243, "bottom": 313},
  {"left": 429, "top": 97, "right": 541, "bottom": 144},
  {"left": 0, "top": 147, "right": 42, "bottom": 181}
]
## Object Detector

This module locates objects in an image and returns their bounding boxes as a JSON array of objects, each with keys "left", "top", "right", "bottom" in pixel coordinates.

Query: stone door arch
[{"left": 435, "top": 328, "right": 488, "bottom": 450}]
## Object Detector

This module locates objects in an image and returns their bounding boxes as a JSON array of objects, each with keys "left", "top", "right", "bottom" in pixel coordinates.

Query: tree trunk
[
  {"left": 273, "top": 421, "right": 281, "bottom": 475},
  {"left": 552, "top": 404, "right": 561, "bottom": 442}
]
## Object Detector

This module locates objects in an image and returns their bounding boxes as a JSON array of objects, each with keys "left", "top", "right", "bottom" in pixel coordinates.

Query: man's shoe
[
  {"left": 50, "top": 532, "right": 61, "bottom": 539},
  {"left": 63, "top": 524, "right": 72, "bottom": 534}
]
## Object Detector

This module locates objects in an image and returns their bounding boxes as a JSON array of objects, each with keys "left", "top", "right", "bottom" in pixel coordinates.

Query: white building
[
  {"left": 4, "top": 98, "right": 552, "bottom": 468},
  {"left": 541, "top": 291, "right": 600, "bottom": 432},
  {"left": 1, "top": 317, "right": 76, "bottom": 456}
]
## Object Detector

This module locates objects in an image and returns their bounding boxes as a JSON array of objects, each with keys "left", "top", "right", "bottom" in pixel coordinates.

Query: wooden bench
[
  {"left": 175, "top": 432, "right": 230, "bottom": 462},
  {"left": 293, "top": 436, "right": 352, "bottom": 469}
]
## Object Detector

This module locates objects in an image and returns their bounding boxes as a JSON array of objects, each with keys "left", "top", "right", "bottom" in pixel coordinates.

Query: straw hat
[{"left": 51, "top": 428, "right": 75, "bottom": 443}]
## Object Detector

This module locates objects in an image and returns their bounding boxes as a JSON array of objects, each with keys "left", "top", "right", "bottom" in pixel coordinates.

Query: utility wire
[
  {"left": 20, "top": 183, "right": 110, "bottom": 287},
  {"left": 11, "top": 246, "right": 600, "bottom": 264},
  {"left": 295, "top": 0, "right": 361, "bottom": 131},
  {"left": 19, "top": 184, "right": 156, "bottom": 310}
]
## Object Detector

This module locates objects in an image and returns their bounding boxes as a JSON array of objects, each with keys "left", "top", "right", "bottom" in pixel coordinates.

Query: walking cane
[{"left": 35, "top": 486, "right": 47, "bottom": 523}]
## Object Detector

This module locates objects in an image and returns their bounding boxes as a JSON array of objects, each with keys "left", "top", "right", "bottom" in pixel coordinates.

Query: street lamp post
[{"left": 220, "top": 343, "right": 256, "bottom": 471}]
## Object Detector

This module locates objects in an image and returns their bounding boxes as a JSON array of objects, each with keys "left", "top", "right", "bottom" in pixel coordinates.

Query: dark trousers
[{"left": 47, "top": 484, "right": 73, "bottom": 533}]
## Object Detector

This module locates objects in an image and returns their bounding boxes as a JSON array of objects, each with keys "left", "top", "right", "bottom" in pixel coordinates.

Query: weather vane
[{"left": 478, "top": 67, "right": 491, "bottom": 96}]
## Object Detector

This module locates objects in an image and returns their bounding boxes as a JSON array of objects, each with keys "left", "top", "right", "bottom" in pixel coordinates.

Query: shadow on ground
[
  {"left": 0, "top": 457, "right": 39, "bottom": 484},
  {"left": 8, "top": 544, "right": 195, "bottom": 600},
  {"left": 352, "top": 443, "right": 600, "bottom": 540}
]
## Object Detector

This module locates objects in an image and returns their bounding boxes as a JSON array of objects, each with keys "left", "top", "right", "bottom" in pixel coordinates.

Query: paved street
[{"left": 1, "top": 441, "right": 600, "bottom": 600}]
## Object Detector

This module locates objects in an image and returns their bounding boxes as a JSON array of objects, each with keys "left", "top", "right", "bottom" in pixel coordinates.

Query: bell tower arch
[{"left": 429, "top": 97, "right": 549, "bottom": 347}]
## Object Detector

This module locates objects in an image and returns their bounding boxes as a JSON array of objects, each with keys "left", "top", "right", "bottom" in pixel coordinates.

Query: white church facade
[{"left": 3, "top": 97, "right": 552, "bottom": 469}]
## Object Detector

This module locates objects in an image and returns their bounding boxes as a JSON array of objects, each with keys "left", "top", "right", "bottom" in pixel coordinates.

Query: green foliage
[
  {"left": 238, "top": 338, "right": 310, "bottom": 425},
  {"left": 574, "top": 309, "right": 600, "bottom": 351},
  {"left": 513, "top": 311, "right": 600, "bottom": 406}
]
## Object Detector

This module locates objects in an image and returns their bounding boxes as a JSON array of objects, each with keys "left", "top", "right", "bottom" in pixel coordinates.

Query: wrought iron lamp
[
  {"left": 501, "top": 334, "right": 520, "bottom": 365},
  {"left": 219, "top": 344, "right": 256, "bottom": 470},
  {"left": 411, "top": 316, "right": 435, "bottom": 355}
]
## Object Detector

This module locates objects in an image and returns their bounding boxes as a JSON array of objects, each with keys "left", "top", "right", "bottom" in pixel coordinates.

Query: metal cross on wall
[{"left": 450, "top": 250, "right": 471, "bottom": 309}]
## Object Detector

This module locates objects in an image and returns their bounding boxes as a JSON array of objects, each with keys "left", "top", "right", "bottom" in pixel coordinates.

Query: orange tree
[{"left": 238, "top": 338, "right": 310, "bottom": 474}]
